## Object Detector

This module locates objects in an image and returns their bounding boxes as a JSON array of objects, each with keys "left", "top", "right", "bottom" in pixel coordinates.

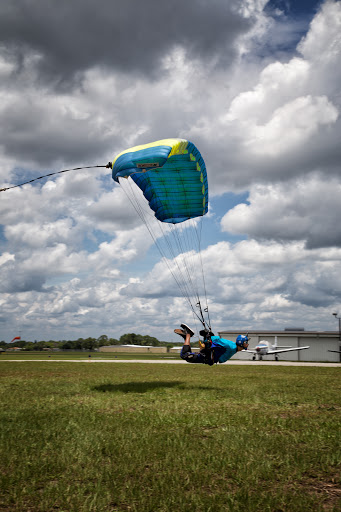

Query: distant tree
[
  {"left": 24, "top": 342, "right": 37, "bottom": 351},
  {"left": 0, "top": 334, "right": 173, "bottom": 351},
  {"left": 120, "top": 333, "right": 139, "bottom": 345},
  {"left": 119, "top": 333, "right": 163, "bottom": 346},
  {"left": 108, "top": 338, "right": 120, "bottom": 345},
  {"left": 97, "top": 335, "right": 109, "bottom": 346},
  {"left": 61, "top": 340, "right": 74, "bottom": 350},
  {"left": 74, "top": 338, "right": 84, "bottom": 350},
  {"left": 83, "top": 337, "right": 98, "bottom": 350},
  {"left": 142, "top": 335, "right": 160, "bottom": 346},
  {"left": 12, "top": 339, "right": 27, "bottom": 349}
]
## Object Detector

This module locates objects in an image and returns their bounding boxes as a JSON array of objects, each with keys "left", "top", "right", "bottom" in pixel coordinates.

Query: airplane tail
[{"left": 274, "top": 335, "right": 292, "bottom": 349}]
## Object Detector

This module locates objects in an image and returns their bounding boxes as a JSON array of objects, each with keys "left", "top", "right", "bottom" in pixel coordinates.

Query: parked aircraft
[{"left": 246, "top": 336, "right": 309, "bottom": 361}]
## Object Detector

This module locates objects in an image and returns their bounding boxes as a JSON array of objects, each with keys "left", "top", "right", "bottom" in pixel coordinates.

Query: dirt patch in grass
[{"left": 297, "top": 475, "right": 341, "bottom": 511}]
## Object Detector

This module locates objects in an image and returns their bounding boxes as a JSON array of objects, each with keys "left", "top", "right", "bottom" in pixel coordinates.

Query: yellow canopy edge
[{"left": 112, "top": 138, "right": 187, "bottom": 166}]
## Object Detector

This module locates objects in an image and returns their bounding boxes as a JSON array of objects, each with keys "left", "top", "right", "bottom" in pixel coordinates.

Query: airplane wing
[
  {"left": 267, "top": 346, "right": 310, "bottom": 354},
  {"left": 328, "top": 350, "right": 341, "bottom": 354}
]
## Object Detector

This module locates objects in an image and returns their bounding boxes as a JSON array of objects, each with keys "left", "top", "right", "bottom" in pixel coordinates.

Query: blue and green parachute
[
  {"left": 111, "top": 138, "right": 211, "bottom": 331},
  {"left": 112, "top": 138, "right": 208, "bottom": 224}
]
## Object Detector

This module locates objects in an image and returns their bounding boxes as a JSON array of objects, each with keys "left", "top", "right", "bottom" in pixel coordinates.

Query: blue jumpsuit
[{"left": 180, "top": 336, "right": 237, "bottom": 364}]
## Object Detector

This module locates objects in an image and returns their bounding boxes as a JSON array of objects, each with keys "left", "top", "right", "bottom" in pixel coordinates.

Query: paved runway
[{"left": 1, "top": 359, "right": 340, "bottom": 367}]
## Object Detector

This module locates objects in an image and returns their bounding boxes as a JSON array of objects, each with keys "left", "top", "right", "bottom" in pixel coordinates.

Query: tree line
[{"left": 0, "top": 333, "right": 177, "bottom": 351}]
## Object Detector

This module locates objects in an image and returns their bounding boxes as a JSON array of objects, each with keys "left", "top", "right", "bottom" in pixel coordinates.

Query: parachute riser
[{"left": 196, "top": 300, "right": 211, "bottom": 332}]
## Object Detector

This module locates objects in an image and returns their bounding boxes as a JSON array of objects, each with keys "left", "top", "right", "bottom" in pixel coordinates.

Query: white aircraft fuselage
[{"left": 247, "top": 337, "right": 310, "bottom": 361}]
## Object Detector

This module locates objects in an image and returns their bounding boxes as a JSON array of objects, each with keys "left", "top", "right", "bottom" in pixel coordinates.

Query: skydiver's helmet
[{"left": 236, "top": 334, "right": 249, "bottom": 347}]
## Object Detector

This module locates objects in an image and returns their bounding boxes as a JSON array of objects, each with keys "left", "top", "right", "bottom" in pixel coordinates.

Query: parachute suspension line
[
  {"left": 164, "top": 226, "right": 204, "bottom": 324},
  {"left": 166, "top": 234, "right": 206, "bottom": 328},
  {"left": 175, "top": 214, "right": 211, "bottom": 331},
  {"left": 163, "top": 222, "right": 206, "bottom": 328},
  {"left": 119, "top": 177, "right": 202, "bottom": 323},
  {"left": 159, "top": 221, "right": 200, "bottom": 317},
  {"left": 172, "top": 216, "right": 210, "bottom": 331},
  {"left": 197, "top": 217, "right": 212, "bottom": 330},
  {"left": 157, "top": 222, "right": 194, "bottom": 304},
  {"left": 0, "top": 163, "right": 112, "bottom": 192},
  {"left": 169, "top": 222, "right": 200, "bottom": 307}
]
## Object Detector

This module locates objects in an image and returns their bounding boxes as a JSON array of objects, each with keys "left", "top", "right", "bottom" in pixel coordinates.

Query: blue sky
[
  {"left": 267, "top": 0, "right": 322, "bottom": 15},
  {"left": 0, "top": 0, "right": 340, "bottom": 343}
]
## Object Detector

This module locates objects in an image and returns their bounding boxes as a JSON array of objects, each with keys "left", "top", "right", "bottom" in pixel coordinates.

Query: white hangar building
[{"left": 218, "top": 329, "right": 341, "bottom": 363}]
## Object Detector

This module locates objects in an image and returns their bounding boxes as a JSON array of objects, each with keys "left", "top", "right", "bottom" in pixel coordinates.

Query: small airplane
[{"left": 246, "top": 336, "right": 310, "bottom": 361}]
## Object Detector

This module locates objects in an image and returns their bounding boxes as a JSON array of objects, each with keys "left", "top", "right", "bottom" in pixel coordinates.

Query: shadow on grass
[{"left": 93, "top": 381, "right": 184, "bottom": 394}]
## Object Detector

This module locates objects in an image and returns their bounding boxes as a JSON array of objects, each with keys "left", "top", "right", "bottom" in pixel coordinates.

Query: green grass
[
  {"left": 0, "top": 351, "right": 178, "bottom": 360},
  {"left": 0, "top": 363, "right": 340, "bottom": 511}
]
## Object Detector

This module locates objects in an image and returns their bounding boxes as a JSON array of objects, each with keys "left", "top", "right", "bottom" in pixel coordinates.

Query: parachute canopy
[{"left": 111, "top": 138, "right": 208, "bottom": 224}]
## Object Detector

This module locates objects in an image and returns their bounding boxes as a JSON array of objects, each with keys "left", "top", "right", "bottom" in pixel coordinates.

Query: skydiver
[{"left": 175, "top": 324, "right": 249, "bottom": 365}]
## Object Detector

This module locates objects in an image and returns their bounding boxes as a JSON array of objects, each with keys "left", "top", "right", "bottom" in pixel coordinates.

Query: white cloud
[
  {"left": 5, "top": 219, "right": 74, "bottom": 248},
  {"left": 85, "top": 188, "right": 142, "bottom": 233},
  {"left": 298, "top": 0, "right": 341, "bottom": 64},
  {"left": 246, "top": 95, "right": 337, "bottom": 155},
  {"left": 0, "top": 252, "right": 15, "bottom": 266},
  {"left": 189, "top": 1, "right": 341, "bottom": 193},
  {"left": 118, "top": 237, "right": 341, "bottom": 335},
  {"left": 221, "top": 175, "right": 341, "bottom": 248},
  {"left": 221, "top": 46, "right": 339, "bottom": 159},
  {"left": 89, "top": 225, "right": 154, "bottom": 267},
  {"left": 226, "top": 58, "right": 311, "bottom": 124}
]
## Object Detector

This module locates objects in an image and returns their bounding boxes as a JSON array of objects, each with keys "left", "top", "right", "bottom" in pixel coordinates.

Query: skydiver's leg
[
  {"left": 180, "top": 343, "right": 206, "bottom": 363},
  {"left": 174, "top": 327, "right": 206, "bottom": 364},
  {"left": 182, "top": 327, "right": 212, "bottom": 361}
]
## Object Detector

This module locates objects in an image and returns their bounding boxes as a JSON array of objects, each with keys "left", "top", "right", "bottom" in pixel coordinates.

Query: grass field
[
  {"left": 0, "top": 362, "right": 340, "bottom": 512},
  {"left": 0, "top": 351, "right": 178, "bottom": 360}
]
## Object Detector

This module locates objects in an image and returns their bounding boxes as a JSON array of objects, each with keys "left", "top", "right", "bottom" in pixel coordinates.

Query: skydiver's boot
[
  {"left": 180, "top": 324, "right": 195, "bottom": 337},
  {"left": 174, "top": 329, "right": 186, "bottom": 340}
]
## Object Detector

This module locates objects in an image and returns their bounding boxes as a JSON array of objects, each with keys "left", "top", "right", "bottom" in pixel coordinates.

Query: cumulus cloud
[
  {"left": 119, "top": 238, "right": 341, "bottom": 334},
  {"left": 221, "top": 175, "right": 341, "bottom": 248},
  {"left": 245, "top": 94, "right": 337, "bottom": 156},
  {"left": 3, "top": 236, "right": 339, "bottom": 339},
  {"left": 0, "top": 252, "right": 15, "bottom": 266},
  {"left": 298, "top": 0, "right": 341, "bottom": 65},
  {"left": 85, "top": 188, "right": 142, "bottom": 232},
  {"left": 189, "top": 0, "right": 341, "bottom": 193},
  {"left": 0, "top": 0, "right": 251, "bottom": 85}
]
